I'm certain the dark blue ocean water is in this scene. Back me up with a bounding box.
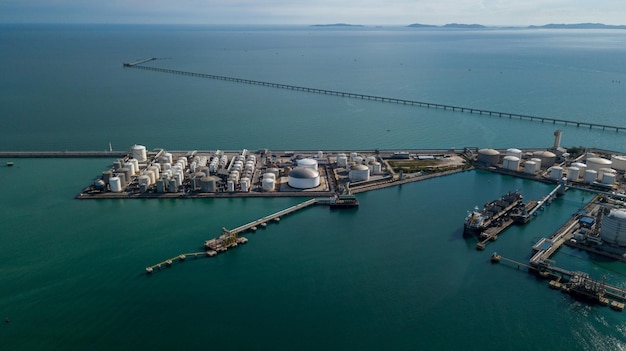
[1,25,626,350]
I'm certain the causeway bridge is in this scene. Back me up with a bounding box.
[124,58,626,133]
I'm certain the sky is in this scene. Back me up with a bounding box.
[1,0,626,26]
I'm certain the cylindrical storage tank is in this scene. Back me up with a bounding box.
[533,151,557,168]
[503,156,520,171]
[317,151,324,159]
[163,162,172,171]
[168,178,178,192]
[198,166,210,177]
[600,209,626,246]
[584,169,598,184]
[163,152,173,164]
[263,173,276,181]
[550,166,563,180]
[130,158,139,172]
[524,161,538,174]
[297,158,318,170]
[262,178,275,191]
[571,162,587,170]
[177,157,187,168]
[240,178,250,192]
[199,177,213,193]
[354,156,364,164]
[610,155,626,171]
[156,178,167,193]
[349,164,370,181]
[597,167,616,181]
[113,159,123,170]
[586,157,612,172]
[109,176,122,192]
[227,180,235,192]
[137,175,150,186]
[567,167,580,181]
[267,168,280,177]
[145,170,156,185]
[288,167,320,189]
[123,162,136,176]
[602,173,617,185]
[102,170,113,184]
[366,156,377,164]
[369,161,382,174]
[477,148,500,166]
[337,155,348,168]
[506,148,523,159]
[148,166,160,180]
[530,158,543,169]
[350,152,358,161]
[116,172,127,187]
[131,144,147,162]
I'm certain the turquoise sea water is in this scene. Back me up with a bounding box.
[1,25,626,350]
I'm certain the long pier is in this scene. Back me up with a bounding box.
[227,198,321,235]
[0,151,127,158]
[124,60,626,133]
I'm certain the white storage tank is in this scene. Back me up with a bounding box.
[124,162,136,176]
[349,164,370,181]
[137,175,150,186]
[131,144,147,162]
[597,167,616,181]
[610,155,626,171]
[524,161,538,174]
[288,167,320,189]
[262,178,275,191]
[584,169,598,184]
[200,176,218,193]
[586,157,612,172]
[118,168,132,184]
[148,165,160,179]
[506,148,523,159]
[317,151,324,159]
[297,158,318,170]
[168,178,178,193]
[571,162,587,170]
[550,166,564,180]
[503,156,520,171]
[530,158,543,170]
[109,176,122,193]
[602,173,617,185]
[267,168,280,177]
[600,209,626,246]
[145,170,156,185]
[156,178,167,193]
[566,167,580,181]
[369,161,382,174]
[162,152,173,164]
[337,154,348,168]
[477,148,500,166]
[350,152,358,161]
[532,151,557,168]
[263,173,276,181]
[227,180,235,192]
[354,156,364,164]
[240,178,250,192]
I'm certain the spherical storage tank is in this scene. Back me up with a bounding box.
[532,151,556,168]
[600,209,626,247]
[477,149,500,166]
[288,167,320,189]
[586,157,612,172]
[349,164,370,181]
[502,156,520,171]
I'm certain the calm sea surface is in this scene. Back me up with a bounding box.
[1,25,626,350]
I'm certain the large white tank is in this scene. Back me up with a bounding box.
[137,175,150,186]
[240,178,250,192]
[354,156,364,164]
[530,158,543,169]
[571,162,587,170]
[602,173,617,185]
[533,151,557,168]
[337,155,348,168]
[145,170,156,185]
[600,209,626,246]
[610,155,626,171]
[506,148,523,159]
[586,157,612,172]
[262,178,275,191]
[566,167,580,181]
[584,169,598,184]
[349,164,370,181]
[524,161,538,174]
[109,176,122,192]
[148,165,160,179]
[263,172,276,181]
[369,161,382,174]
[131,144,147,162]
[597,167,616,181]
[297,158,318,170]
[288,167,320,189]
[550,166,563,180]
[502,156,520,171]
[349,152,358,161]
[123,162,136,176]
[477,148,500,166]
[162,152,173,164]
[200,176,218,193]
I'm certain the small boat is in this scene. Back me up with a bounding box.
[6,161,14,167]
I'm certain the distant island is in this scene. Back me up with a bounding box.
[407,22,626,29]
[310,23,364,27]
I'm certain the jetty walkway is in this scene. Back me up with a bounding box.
[0,151,126,158]
[124,59,626,133]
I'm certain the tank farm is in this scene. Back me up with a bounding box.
[4,126,626,311]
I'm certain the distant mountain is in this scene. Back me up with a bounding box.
[529,23,626,29]
[310,23,364,27]
[407,22,626,30]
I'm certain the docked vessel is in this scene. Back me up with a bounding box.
[464,191,523,235]
[329,194,359,208]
